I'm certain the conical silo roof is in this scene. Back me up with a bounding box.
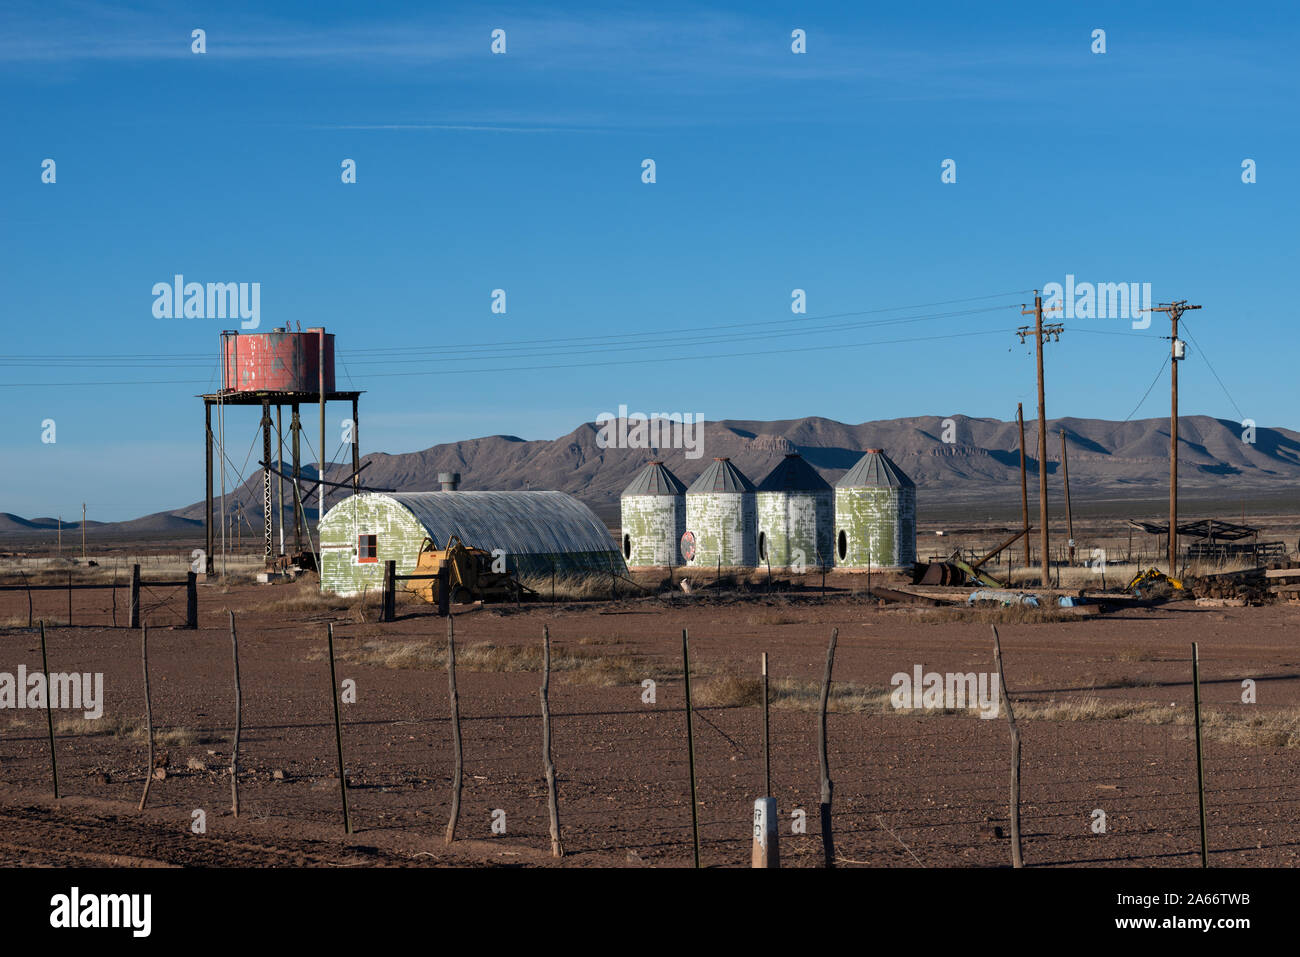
[622,461,687,497]
[835,448,915,489]
[687,457,756,493]
[757,453,831,492]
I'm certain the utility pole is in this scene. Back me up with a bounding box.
[1018,291,1064,588]
[1060,432,1074,565]
[1017,403,1030,570]
[1149,300,1201,576]
[319,330,327,530]
[81,503,86,561]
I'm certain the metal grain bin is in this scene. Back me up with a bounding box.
[620,461,687,568]
[834,449,916,570]
[756,453,833,571]
[684,457,757,568]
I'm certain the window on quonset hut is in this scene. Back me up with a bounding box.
[358,534,378,563]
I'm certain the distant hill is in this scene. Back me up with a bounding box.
[4,414,1298,539]
[0,513,108,533]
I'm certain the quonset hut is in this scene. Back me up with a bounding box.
[318,491,624,596]
[619,461,687,568]
[834,449,917,570]
[684,457,757,568]
[755,453,834,570]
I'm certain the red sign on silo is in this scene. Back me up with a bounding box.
[221,328,335,393]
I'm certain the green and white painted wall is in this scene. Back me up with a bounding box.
[755,454,833,570]
[319,490,624,596]
[684,457,757,568]
[833,449,917,570]
[619,461,687,568]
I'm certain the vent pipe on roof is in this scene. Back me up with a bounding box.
[438,471,461,491]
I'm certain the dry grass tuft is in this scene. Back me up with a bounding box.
[1016,695,1300,748]
[692,672,895,713]
[260,578,357,615]
[747,610,800,626]
[693,674,763,707]
[516,573,624,601]
[913,604,1078,625]
[1117,646,1161,662]
[691,671,1300,748]
[53,714,218,747]
[319,638,645,686]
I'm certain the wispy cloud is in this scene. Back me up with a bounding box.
[307,123,593,134]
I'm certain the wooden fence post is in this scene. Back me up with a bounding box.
[230,610,242,817]
[326,623,352,833]
[39,621,60,798]
[682,628,701,868]
[1192,642,1209,867]
[381,560,396,622]
[817,627,838,868]
[762,652,771,796]
[445,617,463,844]
[21,571,32,628]
[991,625,1023,868]
[436,563,450,618]
[67,572,72,626]
[541,625,564,857]
[129,563,141,629]
[752,797,779,868]
[185,572,198,629]
[755,650,778,870]
[138,622,154,811]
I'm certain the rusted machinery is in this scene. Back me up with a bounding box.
[1126,567,1183,597]
[406,535,532,605]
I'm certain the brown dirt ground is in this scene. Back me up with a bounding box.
[1,576,1298,868]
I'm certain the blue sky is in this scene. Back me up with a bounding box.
[1,1,1295,520]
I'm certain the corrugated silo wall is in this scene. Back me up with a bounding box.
[757,491,834,569]
[686,492,757,567]
[834,486,917,569]
[319,495,427,597]
[621,496,686,567]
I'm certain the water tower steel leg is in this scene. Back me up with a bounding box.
[276,404,285,557]
[261,397,273,567]
[291,404,302,552]
[351,396,360,493]
[205,401,214,575]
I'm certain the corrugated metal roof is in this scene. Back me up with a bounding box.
[384,490,619,558]
[622,461,687,497]
[835,449,916,489]
[756,453,831,493]
[687,457,756,494]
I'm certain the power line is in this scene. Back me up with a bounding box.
[0,298,1028,367]
[1123,355,1170,422]
[0,323,1019,387]
[337,303,1017,366]
[1179,318,1245,420]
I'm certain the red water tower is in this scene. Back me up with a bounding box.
[201,327,361,575]
[221,328,335,393]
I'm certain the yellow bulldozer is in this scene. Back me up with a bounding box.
[406,535,532,605]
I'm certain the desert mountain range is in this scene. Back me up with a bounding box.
[3,414,1297,539]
